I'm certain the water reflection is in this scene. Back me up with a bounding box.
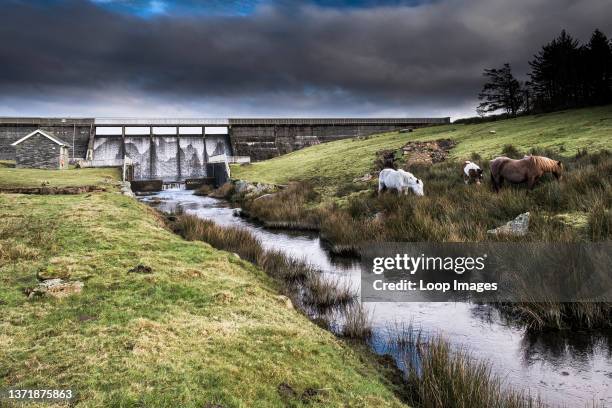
[521,330,612,367]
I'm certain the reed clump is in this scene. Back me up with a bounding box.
[208,182,235,199]
[304,274,355,311]
[341,303,373,341]
[193,184,213,196]
[241,182,321,229]
[173,214,263,263]
[388,330,545,408]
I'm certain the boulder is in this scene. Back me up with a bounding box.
[487,212,530,236]
[234,180,252,194]
[276,295,294,309]
[234,180,276,198]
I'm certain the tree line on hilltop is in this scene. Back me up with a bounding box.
[473,29,612,120]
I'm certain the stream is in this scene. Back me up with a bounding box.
[140,189,612,407]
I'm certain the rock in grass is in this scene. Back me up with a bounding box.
[234,180,276,197]
[26,278,84,299]
[352,173,373,183]
[276,295,294,309]
[487,212,530,236]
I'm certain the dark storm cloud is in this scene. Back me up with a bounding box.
[1,0,611,117]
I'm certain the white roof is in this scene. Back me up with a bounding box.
[11,129,69,147]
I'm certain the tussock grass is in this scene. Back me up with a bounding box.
[257,250,312,283]
[386,329,545,408]
[193,184,213,196]
[241,182,321,229]
[304,275,355,311]
[247,149,610,246]
[174,214,263,263]
[341,303,373,341]
[588,203,611,241]
[208,182,235,199]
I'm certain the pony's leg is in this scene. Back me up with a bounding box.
[378,181,384,196]
[490,173,499,192]
[528,176,538,190]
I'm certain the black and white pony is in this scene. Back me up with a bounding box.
[378,168,424,196]
[462,161,484,185]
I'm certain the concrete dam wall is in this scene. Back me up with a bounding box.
[0,116,450,180]
[92,134,231,181]
[228,118,450,161]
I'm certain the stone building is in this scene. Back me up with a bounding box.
[11,129,70,169]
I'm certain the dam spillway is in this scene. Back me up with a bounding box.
[0,116,451,181]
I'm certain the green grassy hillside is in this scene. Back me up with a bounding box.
[232,105,612,186]
[0,179,406,407]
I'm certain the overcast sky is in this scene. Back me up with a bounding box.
[1,0,611,120]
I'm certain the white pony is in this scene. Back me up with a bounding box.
[378,168,424,196]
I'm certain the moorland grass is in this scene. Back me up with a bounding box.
[240,182,322,229]
[229,123,611,330]
[237,150,611,329]
[0,192,409,407]
[0,166,120,188]
[238,150,611,246]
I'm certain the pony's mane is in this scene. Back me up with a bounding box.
[398,169,418,184]
[529,155,559,172]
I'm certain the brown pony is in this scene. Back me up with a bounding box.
[490,155,563,191]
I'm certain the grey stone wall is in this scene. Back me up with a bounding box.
[15,134,63,169]
[0,120,93,161]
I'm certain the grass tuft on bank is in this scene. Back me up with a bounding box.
[0,190,407,407]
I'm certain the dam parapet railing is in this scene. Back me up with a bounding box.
[208,156,250,164]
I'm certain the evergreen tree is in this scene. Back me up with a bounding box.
[585,29,612,104]
[529,30,583,110]
[477,63,523,116]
